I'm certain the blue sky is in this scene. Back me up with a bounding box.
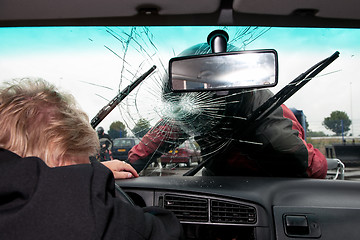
[2,26,359,55]
[0,26,359,136]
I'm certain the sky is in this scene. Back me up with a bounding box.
[0,26,359,137]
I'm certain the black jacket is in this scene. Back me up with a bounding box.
[0,148,182,240]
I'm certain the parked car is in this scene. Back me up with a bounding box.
[111,138,140,160]
[160,140,201,167]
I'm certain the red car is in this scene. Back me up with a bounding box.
[160,140,201,167]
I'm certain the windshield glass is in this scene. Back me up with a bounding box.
[1,26,359,178]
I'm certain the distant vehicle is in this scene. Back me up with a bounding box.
[111,138,140,160]
[160,140,201,167]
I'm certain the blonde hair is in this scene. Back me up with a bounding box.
[0,78,99,167]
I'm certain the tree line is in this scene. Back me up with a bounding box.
[107,118,151,139]
[308,110,352,137]
[106,110,353,139]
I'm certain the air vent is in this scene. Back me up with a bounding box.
[210,200,256,224]
[163,194,208,222]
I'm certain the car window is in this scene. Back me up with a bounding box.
[1,26,359,178]
[113,139,135,148]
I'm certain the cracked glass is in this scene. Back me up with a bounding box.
[1,26,359,178]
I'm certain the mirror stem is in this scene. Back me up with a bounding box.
[207,30,229,53]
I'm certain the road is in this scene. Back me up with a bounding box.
[344,167,360,180]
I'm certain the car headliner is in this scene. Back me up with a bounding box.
[1,0,360,28]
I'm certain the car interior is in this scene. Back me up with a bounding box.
[1,1,360,240]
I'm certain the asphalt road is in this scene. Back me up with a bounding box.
[344,167,360,180]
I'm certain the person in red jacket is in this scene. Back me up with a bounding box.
[127,41,327,178]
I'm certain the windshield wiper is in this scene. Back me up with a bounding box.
[91,65,157,129]
[247,51,340,123]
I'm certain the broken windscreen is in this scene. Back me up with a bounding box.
[0,26,359,178]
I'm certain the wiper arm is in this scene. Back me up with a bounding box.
[247,51,340,123]
[91,65,157,129]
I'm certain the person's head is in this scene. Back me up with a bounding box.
[0,78,99,167]
[97,126,104,136]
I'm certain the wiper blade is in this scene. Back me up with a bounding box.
[91,65,157,129]
[247,51,340,123]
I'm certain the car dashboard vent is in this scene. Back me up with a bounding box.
[210,199,257,224]
[162,194,257,225]
[163,194,208,222]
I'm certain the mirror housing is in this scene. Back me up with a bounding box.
[169,49,278,92]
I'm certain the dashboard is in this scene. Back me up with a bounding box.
[117,176,360,240]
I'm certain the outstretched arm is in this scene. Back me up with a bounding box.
[101,160,139,179]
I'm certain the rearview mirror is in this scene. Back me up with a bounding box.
[169,49,278,92]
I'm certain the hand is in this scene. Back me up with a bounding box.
[101,160,139,179]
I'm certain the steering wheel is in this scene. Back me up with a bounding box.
[114,183,135,206]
